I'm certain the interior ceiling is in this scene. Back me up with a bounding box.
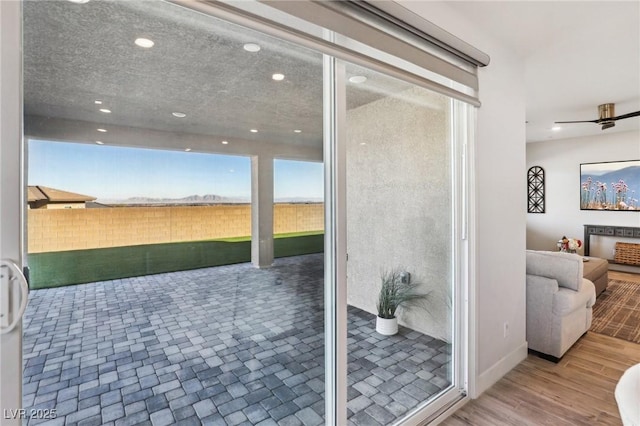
[448,1,640,143]
[23,0,411,152]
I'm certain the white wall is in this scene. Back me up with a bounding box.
[346,87,452,342]
[398,1,528,397]
[527,130,640,260]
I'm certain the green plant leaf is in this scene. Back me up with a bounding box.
[376,268,430,319]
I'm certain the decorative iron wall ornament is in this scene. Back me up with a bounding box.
[528,166,545,213]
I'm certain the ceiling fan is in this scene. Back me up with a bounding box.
[555,103,640,130]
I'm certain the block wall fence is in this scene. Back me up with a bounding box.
[28,203,324,253]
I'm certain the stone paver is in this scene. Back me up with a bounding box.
[23,254,451,425]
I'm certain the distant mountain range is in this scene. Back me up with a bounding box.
[97,194,323,205]
[97,194,247,205]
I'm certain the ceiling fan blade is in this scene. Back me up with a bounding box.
[554,119,599,124]
[555,107,640,126]
[611,110,640,121]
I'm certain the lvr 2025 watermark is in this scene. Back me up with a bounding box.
[4,409,57,420]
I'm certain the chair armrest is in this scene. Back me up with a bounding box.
[527,274,558,313]
[553,279,596,316]
[615,363,640,426]
[526,274,558,349]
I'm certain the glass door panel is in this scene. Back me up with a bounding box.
[21,1,326,424]
[344,62,456,424]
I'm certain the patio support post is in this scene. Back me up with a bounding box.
[251,154,274,268]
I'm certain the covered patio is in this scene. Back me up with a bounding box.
[23,254,451,426]
[20,2,456,424]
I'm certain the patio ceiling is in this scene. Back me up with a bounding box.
[23,0,412,154]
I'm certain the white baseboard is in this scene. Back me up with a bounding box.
[475,341,528,397]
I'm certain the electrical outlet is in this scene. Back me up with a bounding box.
[503,322,509,338]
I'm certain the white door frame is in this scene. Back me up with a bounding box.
[0,1,25,424]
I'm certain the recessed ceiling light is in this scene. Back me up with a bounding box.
[272,73,285,81]
[67,0,90,3]
[95,141,104,145]
[97,128,107,133]
[359,142,367,146]
[184,148,192,152]
[135,38,154,48]
[551,125,562,131]
[172,112,186,118]
[250,129,258,133]
[349,75,367,84]
[99,108,111,113]
[294,130,302,133]
[221,141,229,145]
[94,100,103,105]
[243,43,261,52]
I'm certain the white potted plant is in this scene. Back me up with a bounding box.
[376,269,430,336]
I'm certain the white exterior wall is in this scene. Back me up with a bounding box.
[346,88,452,342]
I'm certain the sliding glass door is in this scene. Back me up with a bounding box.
[6,1,473,424]
[342,62,466,424]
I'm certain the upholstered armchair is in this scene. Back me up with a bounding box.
[525,250,596,360]
[616,363,640,426]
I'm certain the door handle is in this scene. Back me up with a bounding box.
[0,259,29,335]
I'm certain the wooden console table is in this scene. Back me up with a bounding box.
[583,224,640,257]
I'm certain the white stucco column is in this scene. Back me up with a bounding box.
[251,155,274,268]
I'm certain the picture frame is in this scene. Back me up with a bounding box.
[580,160,640,211]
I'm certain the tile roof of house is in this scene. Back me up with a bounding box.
[27,186,96,203]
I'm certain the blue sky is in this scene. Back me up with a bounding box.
[28,140,324,201]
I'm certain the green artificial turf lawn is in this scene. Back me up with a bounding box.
[28,233,324,289]
[212,230,324,242]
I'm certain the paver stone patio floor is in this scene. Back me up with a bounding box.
[22,254,451,426]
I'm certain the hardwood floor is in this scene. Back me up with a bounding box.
[443,272,640,426]
[609,270,640,282]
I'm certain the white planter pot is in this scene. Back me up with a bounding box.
[376,316,398,336]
